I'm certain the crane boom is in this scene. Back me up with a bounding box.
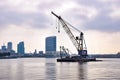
[51,11,87,57]
[51,11,79,51]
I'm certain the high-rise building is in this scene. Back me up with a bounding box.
[17,41,25,54]
[7,42,12,51]
[0,44,7,53]
[1,45,7,51]
[45,36,56,52]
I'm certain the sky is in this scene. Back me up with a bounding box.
[0,0,120,54]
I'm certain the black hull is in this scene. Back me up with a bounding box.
[57,58,98,62]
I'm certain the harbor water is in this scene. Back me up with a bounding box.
[0,58,120,80]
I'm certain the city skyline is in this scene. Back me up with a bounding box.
[0,36,57,54]
[0,0,120,54]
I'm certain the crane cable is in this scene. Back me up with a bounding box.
[64,20,81,33]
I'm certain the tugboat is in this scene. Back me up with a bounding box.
[51,11,97,62]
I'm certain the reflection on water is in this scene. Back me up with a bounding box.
[6,59,24,80]
[56,62,88,80]
[16,59,24,80]
[0,58,120,80]
[78,63,87,80]
[45,58,56,80]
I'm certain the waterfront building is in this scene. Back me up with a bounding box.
[39,51,43,55]
[1,44,7,52]
[7,42,15,53]
[45,36,57,57]
[17,41,25,54]
[34,49,37,54]
[45,36,56,52]
[1,45,7,51]
[7,42,12,51]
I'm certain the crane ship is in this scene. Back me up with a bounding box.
[51,11,97,62]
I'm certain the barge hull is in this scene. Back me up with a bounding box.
[57,58,97,62]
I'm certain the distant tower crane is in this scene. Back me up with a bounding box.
[51,11,88,58]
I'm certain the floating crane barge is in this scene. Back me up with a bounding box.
[57,58,96,62]
[51,11,100,62]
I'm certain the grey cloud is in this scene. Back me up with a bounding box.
[0,6,49,29]
[84,14,120,32]
[0,0,120,32]
[82,1,120,32]
[64,0,120,32]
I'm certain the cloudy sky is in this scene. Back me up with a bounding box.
[0,0,120,54]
